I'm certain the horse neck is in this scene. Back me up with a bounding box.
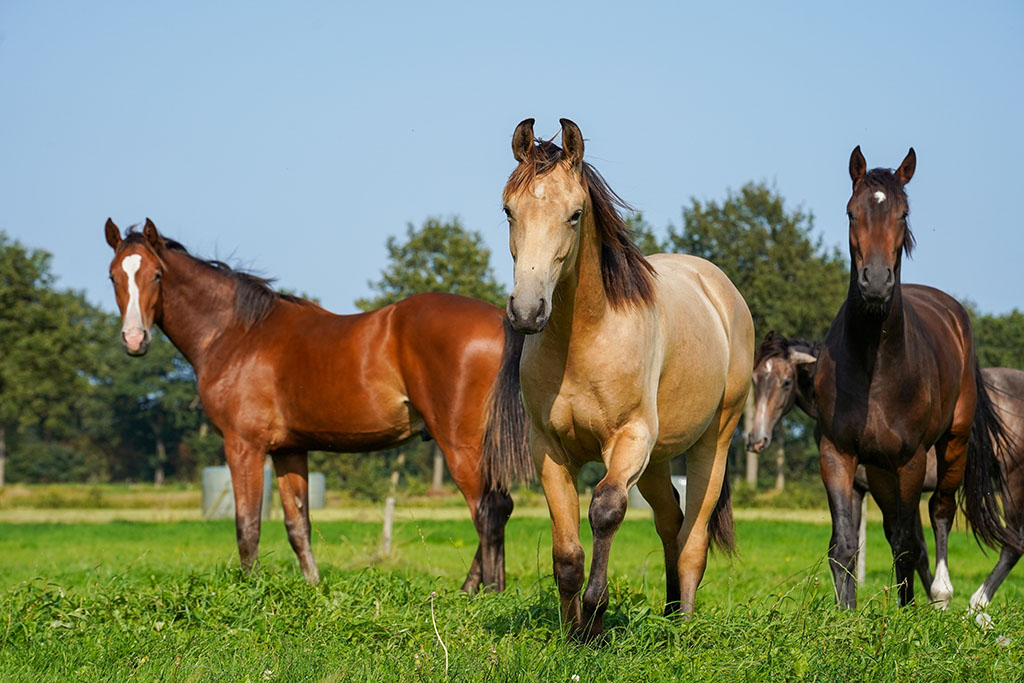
[842,275,907,366]
[542,207,609,342]
[157,251,239,370]
[794,364,819,419]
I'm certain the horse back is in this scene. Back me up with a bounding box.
[199,292,505,453]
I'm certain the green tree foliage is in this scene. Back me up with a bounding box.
[0,234,109,484]
[664,182,848,341]
[963,304,1024,371]
[356,217,507,311]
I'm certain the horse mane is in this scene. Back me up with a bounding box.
[861,168,916,256]
[120,228,315,328]
[503,138,656,308]
[754,331,822,367]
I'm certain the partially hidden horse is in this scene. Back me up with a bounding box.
[104,219,531,591]
[502,119,753,637]
[751,332,1024,623]
[813,147,1020,608]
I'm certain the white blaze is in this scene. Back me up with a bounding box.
[121,254,144,336]
[873,190,886,204]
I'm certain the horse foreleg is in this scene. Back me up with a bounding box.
[819,436,860,608]
[534,429,584,634]
[912,504,934,600]
[224,435,266,575]
[582,422,654,638]
[636,459,683,614]
[869,457,926,606]
[272,452,320,584]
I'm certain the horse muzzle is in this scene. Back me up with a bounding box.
[857,263,894,305]
[746,431,770,453]
[122,327,151,356]
[506,294,549,334]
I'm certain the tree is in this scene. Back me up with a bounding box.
[356,217,507,311]
[972,309,1024,371]
[0,233,106,486]
[664,183,848,488]
[666,182,847,340]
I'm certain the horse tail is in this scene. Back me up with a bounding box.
[961,362,1024,552]
[482,318,532,491]
[708,462,737,555]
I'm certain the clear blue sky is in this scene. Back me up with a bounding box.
[2,1,1021,317]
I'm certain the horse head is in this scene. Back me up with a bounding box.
[846,146,916,312]
[105,218,167,355]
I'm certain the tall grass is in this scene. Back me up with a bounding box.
[1,517,1022,681]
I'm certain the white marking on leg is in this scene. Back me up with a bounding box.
[120,254,146,347]
[931,559,953,609]
[969,584,994,629]
[873,190,886,203]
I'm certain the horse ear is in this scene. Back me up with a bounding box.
[560,118,584,173]
[849,146,866,188]
[143,218,163,248]
[789,350,818,365]
[895,147,916,185]
[763,330,776,343]
[105,218,121,250]
[512,118,535,162]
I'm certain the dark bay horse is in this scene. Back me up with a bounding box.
[503,119,752,638]
[104,219,530,591]
[813,147,1019,608]
[750,333,1024,622]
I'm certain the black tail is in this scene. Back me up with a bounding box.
[961,362,1024,552]
[708,463,736,555]
[481,318,532,491]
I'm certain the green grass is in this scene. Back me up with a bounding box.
[2,515,1023,681]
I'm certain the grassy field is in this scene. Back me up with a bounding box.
[2,493,1024,681]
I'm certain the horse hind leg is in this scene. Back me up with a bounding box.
[970,463,1024,628]
[677,406,739,614]
[224,435,267,575]
[272,452,320,583]
[476,487,514,591]
[442,443,492,594]
[636,459,684,614]
[929,436,964,609]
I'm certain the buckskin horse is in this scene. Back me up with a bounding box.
[502,118,753,638]
[813,147,1019,608]
[104,219,530,591]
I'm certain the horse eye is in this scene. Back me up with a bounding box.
[502,206,512,219]
[108,275,115,283]
[782,379,792,388]
[569,209,583,224]
[901,211,909,221]
[154,271,163,281]
[847,211,854,221]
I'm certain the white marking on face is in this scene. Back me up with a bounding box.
[121,254,144,335]
[873,190,886,204]
[532,182,546,199]
[930,559,954,609]
[765,359,773,373]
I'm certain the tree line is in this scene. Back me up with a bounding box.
[2,184,1022,490]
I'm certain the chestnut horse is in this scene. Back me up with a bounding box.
[104,219,530,592]
[750,332,1024,623]
[503,119,753,637]
[813,147,1018,608]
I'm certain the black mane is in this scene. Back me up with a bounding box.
[120,228,313,328]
